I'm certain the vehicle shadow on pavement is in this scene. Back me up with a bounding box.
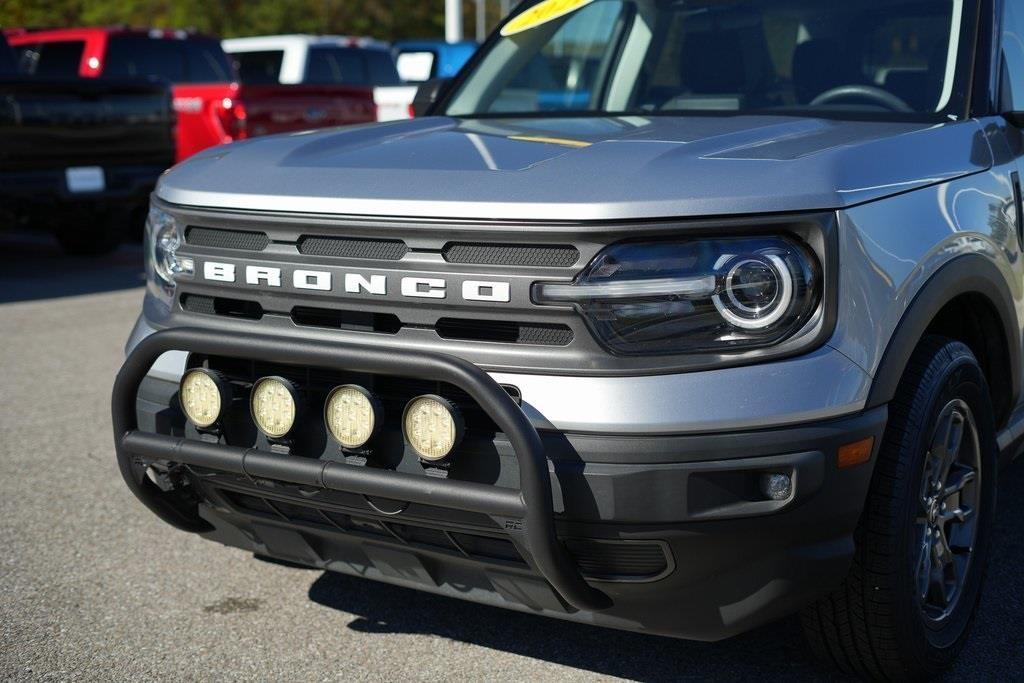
[0,233,144,304]
[307,462,1024,681]
[308,570,831,681]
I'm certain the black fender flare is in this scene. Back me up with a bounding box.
[866,253,1020,420]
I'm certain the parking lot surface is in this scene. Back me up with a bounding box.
[1,234,1021,681]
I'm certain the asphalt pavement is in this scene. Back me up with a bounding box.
[1,233,1021,681]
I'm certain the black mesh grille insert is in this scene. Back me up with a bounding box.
[436,318,574,346]
[299,235,408,260]
[442,243,580,267]
[181,294,264,320]
[564,540,670,581]
[185,226,270,251]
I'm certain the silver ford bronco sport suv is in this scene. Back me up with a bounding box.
[114,0,1024,678]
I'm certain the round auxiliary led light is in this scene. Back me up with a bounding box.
[325,385,382,450]
[712,253,794,330]
[179,369,231,429]
[250,376,300,439]
[403,395,464,462]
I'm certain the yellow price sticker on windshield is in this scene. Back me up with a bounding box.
[501,0,596,37]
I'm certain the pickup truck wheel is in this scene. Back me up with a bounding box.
[801,336,997,680]
[55,210,124,256]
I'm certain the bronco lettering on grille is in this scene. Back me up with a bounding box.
[200,261,513,303]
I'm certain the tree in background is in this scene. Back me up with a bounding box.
[0,0,473,41]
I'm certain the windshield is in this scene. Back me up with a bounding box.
[444,0,974,120]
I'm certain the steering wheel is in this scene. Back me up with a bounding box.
[810,84,913,113]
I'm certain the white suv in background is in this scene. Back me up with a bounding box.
[222,34,417,122]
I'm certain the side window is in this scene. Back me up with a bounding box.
[366,50,402,85]
[184,40,233,83]
[1002,0,1024,112]
[233,50,284,84]
[103,37,186,82]
[16,41,85,77]
[305,48,368,85]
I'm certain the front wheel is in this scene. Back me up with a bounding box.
[801,336,997,680]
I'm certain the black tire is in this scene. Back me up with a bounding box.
[55,208,125,256]
[801,336,998,680]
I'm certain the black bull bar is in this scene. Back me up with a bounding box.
[112,327,611,612]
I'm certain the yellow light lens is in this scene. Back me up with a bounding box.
[180,370,224,428]
[250,377,298,439]
[403,396,461,461]
[325,385,378,449]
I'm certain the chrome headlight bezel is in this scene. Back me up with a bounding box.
[532,214,837,366]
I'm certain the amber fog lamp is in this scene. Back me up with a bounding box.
[325,385,382,450]
[250,376,300,439]
[179,369,231,429]
[403,395,464,462]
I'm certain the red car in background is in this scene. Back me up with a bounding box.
[7,27,245,161]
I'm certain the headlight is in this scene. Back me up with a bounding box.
[533,236,820,356]
[145,205,193,304]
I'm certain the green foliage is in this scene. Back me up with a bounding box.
[0,0,459,41]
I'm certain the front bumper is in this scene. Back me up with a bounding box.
[115,327,886,640]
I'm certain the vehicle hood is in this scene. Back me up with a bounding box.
[157,115,992,221]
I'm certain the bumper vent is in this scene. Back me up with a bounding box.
[181,294,263,320]
[185,226,270,251]
[299,235,408,261]
[442,242,580,268]
[291,306,402,334]
[436,318,573,346]
[564,540,671,582]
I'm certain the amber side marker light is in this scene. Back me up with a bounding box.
[838,437,875,469]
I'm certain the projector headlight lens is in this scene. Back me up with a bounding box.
[712,254,794,330]
[250,376,300,439]
[403,395,464,462]
[179,369,230,429]
[325,385,381,450]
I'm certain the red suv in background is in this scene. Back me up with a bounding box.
[8,27,245,161]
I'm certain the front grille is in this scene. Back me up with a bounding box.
[442,242,580,267]
[564,540,671,581]
[298,235,408,261]
[436,318,573,346]
[185,226,270,251]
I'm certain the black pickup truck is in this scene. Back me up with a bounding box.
[0,34,175,255]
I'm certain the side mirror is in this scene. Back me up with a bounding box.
[412,78,452,118]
